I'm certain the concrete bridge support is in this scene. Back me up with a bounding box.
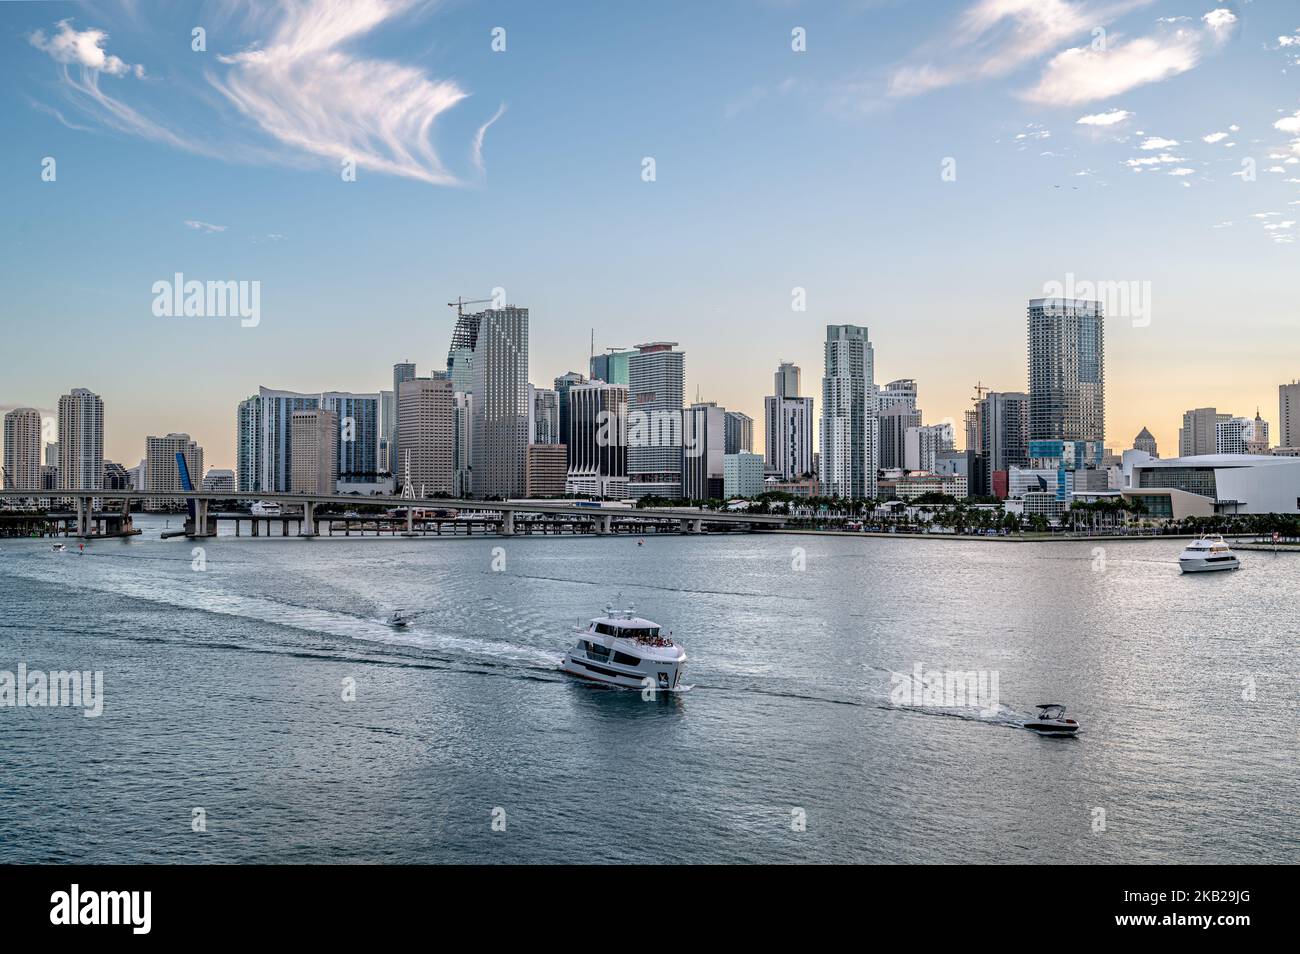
[300,502,317,538]
[500,511,515,536]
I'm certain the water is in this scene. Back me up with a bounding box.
[1,518,1296,863]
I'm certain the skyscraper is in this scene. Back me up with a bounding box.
[978,391,1029,492]
[590,349,636,386]
[1178,407,1229,457]
[1279,381,1300,449]
[682,402,726,501]
[323,392,381,480]
[774,362,801,400]
[627,342,686,498]
[3,408,42,491]
[290,409,338,495]
[528,385,561,445]
[724,410,753,455]
[565,380,628,499]
[145,433,203,510]
[878,379,918,412]
[553,371,587,468]
[471,306,530,498]
[236,394,261,493]
[397,377,454,495]
[764,362,815,480]
[1133,427,1158,458]
[446,311,479,393]
[904,423,954,473]
[820,325,877,499]
[1027,298,1105,455]
[390,362,416,473]
[58,388,104,492]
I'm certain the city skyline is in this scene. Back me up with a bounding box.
[5,1,1300,468]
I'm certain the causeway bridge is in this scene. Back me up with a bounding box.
[0,490,786,539]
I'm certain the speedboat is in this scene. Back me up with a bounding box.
[1178,534,1240,573]
[387,609,416,628]
[561,606,687,691]
[1025,704,1079,736]
[52,543,67,552]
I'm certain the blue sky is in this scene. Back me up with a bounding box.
[3,0,1299,468]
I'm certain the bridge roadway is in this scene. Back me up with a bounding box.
[0,490,786,538]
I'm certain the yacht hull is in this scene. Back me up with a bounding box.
[1178,558,1240,573]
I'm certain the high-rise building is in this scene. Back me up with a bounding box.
[390,363,416,473]
[3,408,42,491]
[471,307,529,499]
[1215,416,1256,455]
[565,380,628,499]
[397,377,454,496]
[553,371,587,468]
[1244,410,1270,455]
[878,405,922,471]
[764,362,815,480]
[58,388,104,492]
[1133,426,1158,458]
[290,409,338,495]
[1280,381,1300,449]
[257,388,319,492]
[627,342,686,499]
[378,389,394,476]
[978,391,1029,493]
[525,444,568,497]
[528,386,561,445]
[878,379,918,412]
[724,410,753,455]
[253,388,378,493]
[446,310,478,393]
[145,433,203,510]
[590,349,636,386]
[324,392,381,481]
[452,392,473,497]
[904,423,954,473]
[765,394,815,480]
[682,402,726,501]
[774,362,801,400]
[820,325,877,499]
[236,394,261,494]
[723,451,765,498]
[1179,407,1229,457]
[1028,298,1105,451]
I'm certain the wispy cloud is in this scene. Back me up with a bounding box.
[211,0,476,185]
[27,2,498,187]
[886,0,1154,98]
[1022,9,1237,106]
[184,220,228,234]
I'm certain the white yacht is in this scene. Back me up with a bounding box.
[561,607,687,691]
[251,501,282,516]
[1178,534,1240,573]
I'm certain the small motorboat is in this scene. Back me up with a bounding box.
[1025,704,1079,736]
[386,609,416,628]
[1178,534,1240,573]
[52,543,67,552]
[561,605,687,691]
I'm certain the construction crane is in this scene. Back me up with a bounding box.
[447,296,495,319]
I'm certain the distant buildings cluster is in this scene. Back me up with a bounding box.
[6,299,1300,518]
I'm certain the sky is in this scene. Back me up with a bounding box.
[2,0,1299,470]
